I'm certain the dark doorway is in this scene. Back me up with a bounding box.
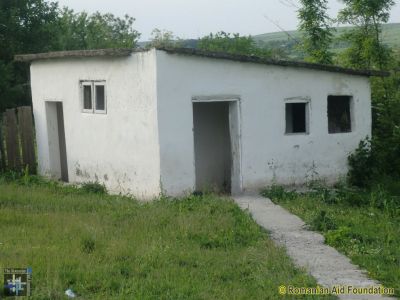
[193,102,232,193]
[56,103,68,182]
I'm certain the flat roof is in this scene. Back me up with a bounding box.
[14,48,135,62]
[14,47,389,77]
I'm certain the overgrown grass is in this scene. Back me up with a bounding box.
[262,183,400,297]
[0,179,334,299]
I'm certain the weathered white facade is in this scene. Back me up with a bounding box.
[21,48,375,199]
[30,50,160,198]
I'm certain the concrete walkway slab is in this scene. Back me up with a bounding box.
[233,194,394,300]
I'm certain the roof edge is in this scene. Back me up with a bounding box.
[14,48,138,62]
[14,46,390,77]
[155,47,389,77]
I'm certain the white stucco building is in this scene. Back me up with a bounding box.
[16,47,382,199]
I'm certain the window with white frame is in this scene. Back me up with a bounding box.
[80,81,106,114]
[285,97,310,134]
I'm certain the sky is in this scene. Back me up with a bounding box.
[56,0,400,41]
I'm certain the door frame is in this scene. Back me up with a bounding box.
[191,95,243,194]
[45,101,69,182]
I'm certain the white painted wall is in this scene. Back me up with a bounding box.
[30,50,161,199]
[30,48,372,198]
[156,50,371,195]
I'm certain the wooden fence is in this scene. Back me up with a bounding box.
[0,106,36,174]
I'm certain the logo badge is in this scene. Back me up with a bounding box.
[3,268,32,297]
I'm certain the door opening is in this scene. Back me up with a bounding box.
[192,100,241,194]
[46,101,69,182]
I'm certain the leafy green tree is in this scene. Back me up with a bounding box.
[0,1,141,112]
[298,0,334,64]
[343,1,400,185]
[55,8,140,50]
[338,0,395,70]
[197,31,272,57]
[0,0,59,112]
[337,0,396,117]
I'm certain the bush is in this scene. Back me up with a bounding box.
[347,139,374,187]
[325,226,351,247]
[80,182,107,194]
[310,210,337,231]
[347,67,400,189]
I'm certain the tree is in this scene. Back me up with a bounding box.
[0,0,59,112]
[197,31,272,57]
[0,1,141,113]
[55,8,140,50]
[298,0,334,64]
[338,0,395,70]
[342,1,400,184]
[337,0,395,110]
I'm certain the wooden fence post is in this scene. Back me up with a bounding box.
[0,116,5,171]
[18,106,36,174]
[4,109,21,171]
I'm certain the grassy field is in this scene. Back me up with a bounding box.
[262,184,400,297]
[0,179,336,299]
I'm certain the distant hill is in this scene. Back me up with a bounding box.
[253,23,400,55]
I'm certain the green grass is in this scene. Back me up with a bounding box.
[262,184,400,297]
[0,180,335,299]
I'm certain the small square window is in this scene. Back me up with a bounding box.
[328,96,352,133]
[286,102,308,134]
[81,81,106,114]
[95,84,106,112]
[83,85,92,110]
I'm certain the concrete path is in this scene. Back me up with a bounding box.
[233,194,394,300]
